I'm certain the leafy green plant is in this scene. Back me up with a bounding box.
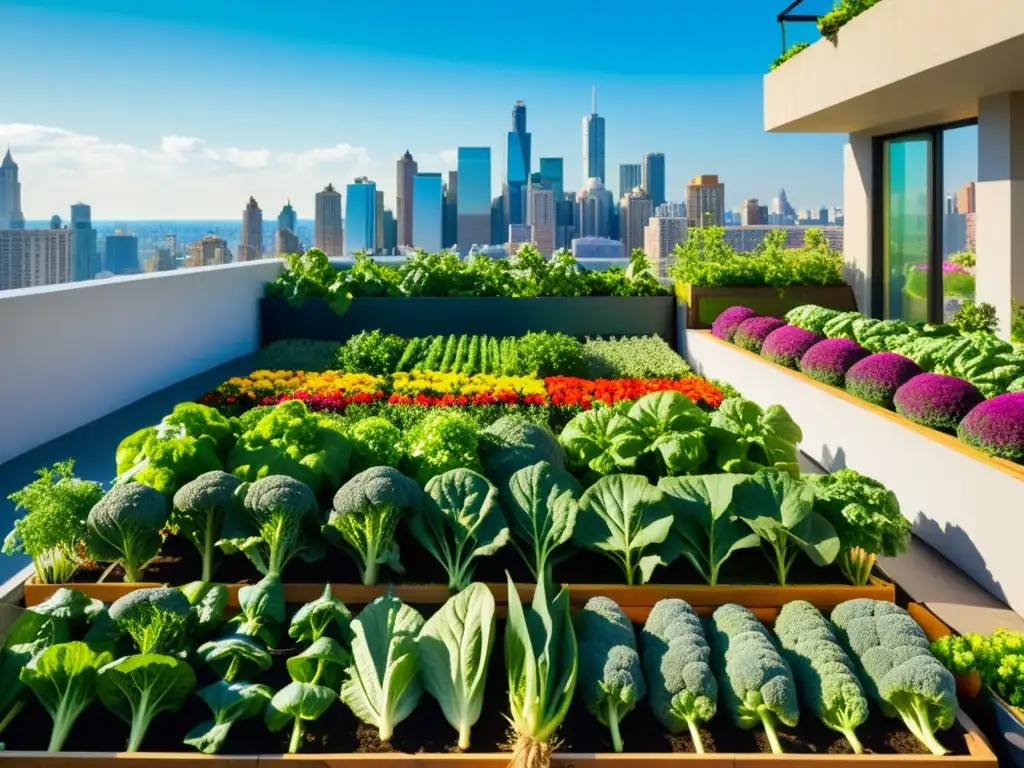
[266,681,337,753]
[171,471,241,583]
[181,581,229,639]
[930,628,1024,709]
[185,681,273,754]
[574,475,681,585]
[404,411,483,485]
[287,637,350,689]
[771,41,810,71]
[267,248,352,315]
[951,301,999,335]
[198,632,273,683]
[818,0,882,42]
[1012,301,1024,343]
[559,408,645,477]
[86,483,168,583]
[707,397,802,477]
[253,339,342,372]
[31,588,103,632]
[479,416,565,487]
[348,417,403,472]
[410,469,509,591]
[0,608,70,736]
[97,653,197,752]
[19,642,112,752]
[288,583,352,645]
[108,587,194,656]
[336,330,408,374]
[415,583,496,749]
[231,575,286,646]
[628,391,710,476]
[505,574,577,768]
[340,594,425,742]
[513,332,585,377]
[582,336,691,379]
[2,460,102,584]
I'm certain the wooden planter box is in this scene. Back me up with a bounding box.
[683,330,1024,618]
[259,295,677,347]
[677,284,858,330]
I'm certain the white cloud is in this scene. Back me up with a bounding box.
[415,148,458,174]
[0,124,377,219]
[439,148,457,165]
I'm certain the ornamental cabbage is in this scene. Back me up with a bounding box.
[712,306,758,342]
[957,393,1024,462]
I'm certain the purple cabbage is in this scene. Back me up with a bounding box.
[893,373,985,432]
[799,338,869,387]
[712,306,758,342]
[733,316,786,354]
[957,393,1024,462]
[845,353,923,410]
[760,326,824,369]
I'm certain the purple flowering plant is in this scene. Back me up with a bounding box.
[760,326,823,369]
[893,373,985,432]
[799,338,869,387]
[845,353,923,410]
[957,393,1024,462]
[711,306,757,341]
[733,316,786,354]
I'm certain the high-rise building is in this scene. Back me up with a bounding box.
[186,235,231,267]
[506,101,532,227]
[642,153,666,207]
[572,236,624,262]
[656,201,686,218]
[508,224,533,254]
[314,183,344,257]
[396,151,418,247]
[147,246,176,273]
[527,182,556,257]
[0,229,72,290]
[276,229,301,257]
[619,164,641,199]
[382,209,398,253]
[491,194,507,245]
[539,158,564,200]
[583,87,606,184]
[643,216,687,278]
[958,182,977,215]
[412,173,443,253]
[457,147,491,256]
[240,196,263,262]
[686,175,725,228]
[345,178,377,256]
[442,172,459,249]
[770,188,797,225]
[0,149,25,230]
[620,186,653,255]
[104,229,140,274]
[277,200,297,233]
[576,177,613,238]
[742,199,764,226]
[70,203,98,281]
[375,189,385,255]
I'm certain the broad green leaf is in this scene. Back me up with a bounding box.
[264,680,336,753]
[30,589,104,630]
[628,391,709,436]
[709,398,802,477]
[288,583,352,645]
[198,633,272,683]
[559,409,644,476]
[651,432,709,476]
[181,582,228,638]
[286,636,349,690]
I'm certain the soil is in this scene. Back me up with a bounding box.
[2,619,973,757]
[66,525,862,589]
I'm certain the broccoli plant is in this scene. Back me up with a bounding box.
[809,469,911,586]
[325,466,423,586]
[831,599,958,755]
[478,416,565,486]
[774,601,868,753]
[2,460,103,584]
[171,471,242,582]
[640,599,717,753]
[184,681,273,754]
[19,641,112,752]
[198,632,273,683]
[409,469,509,591]
[115,403,236,496]
[86,483,168,582]
[575,596,645,752]
[31,588,104,632]
[415,583,496,749]
[710,603,800,754]
[97,653,197,752]
[108,587,194,656]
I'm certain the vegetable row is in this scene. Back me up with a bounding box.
[713,305,1024,463]
[0,585,961,759]
[931,628,1024,710]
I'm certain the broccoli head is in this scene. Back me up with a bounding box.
[478,417,565,485]
[86,483,168,582]
[172,471,242,582]
[108,587,194,656]
[640,599,717,753]
[218,475,322,579]
[710,603,799,755]
[575,597,645,753]
[325,466,422,585]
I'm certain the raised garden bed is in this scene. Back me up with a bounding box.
[259,296,677,346]
[677,284,858,330]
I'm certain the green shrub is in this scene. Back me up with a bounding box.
[582,336,690,379]
[254,340,342,372]
[335,330,407,375]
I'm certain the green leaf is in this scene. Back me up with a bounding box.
[326,280,353,316]
[575,475,681,585]
[198,633,273,683]
[708,398,802,477]
[288,583,352,645]
[181,582,228,638]
[559,409,645,476]
[628,391,709,436]
[185,680,272,755]
[30,589,104,630]
[286,636,349,690]
[233,574,285,647]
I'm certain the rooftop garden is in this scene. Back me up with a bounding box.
[771,0,885,72]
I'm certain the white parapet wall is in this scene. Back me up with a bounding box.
[685,329,1024,616]
[0,261,282,465]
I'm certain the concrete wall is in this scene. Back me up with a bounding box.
[843,133,874,315]
[685,330,1024,615]
[0,261,282,464]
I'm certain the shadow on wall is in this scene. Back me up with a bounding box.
[843,261,868,313]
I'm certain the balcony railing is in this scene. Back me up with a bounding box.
[776,0,823,53]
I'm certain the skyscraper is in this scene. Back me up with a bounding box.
[186,235,231,267]
[276,229,301,257]
[957,182,977,215]
[314,183,344,257]
[582,87,606,183]
[539,158,564,200]
[576,178,613,239]
[620,186,653,255]
[527,182,556,257]
[70,203,98,281]
[277,200,297,232]
[443,171,458,249]
[412,173,443,253]
[0,229,72,289]
[382,209,398,253]
[619,164,641,199]
[642,153,666,207]
[345,178,377,256]
[643,216,687,278]
[686,175,725,228]
[376,189,385,255]
[0,148,25,229]
[105,229,140,274]
[240,196,263,261]
[506,101,532,227]
[457,147,491,256]
[396,151,418,247]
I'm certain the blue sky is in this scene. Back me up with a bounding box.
[0,0,977,220]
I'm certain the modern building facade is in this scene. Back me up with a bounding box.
[0,149,25,230]
[345,179,377,256]
[240,196,263,262]
[619,164,641,199]
[539,158,564,200]
[643,216,687,277]
[742,198,767,225]
[506,101,532,226]
[686,175,725,228]
[412,173,443,253]
[721,225,844,254]
[0,228,72,290]
[276,228,301,257]
[527,182,556,257]
[642,153,667,207]
[186,235,231,267]
[146,246,176,272]
[277,200,297,233]
[396,151,418,247]
[656,201,686,219]
[443,171,458,249]
[382,208,398,253]
[70,203,98,281]
[572,236,624,261]
[508,224,533,254]
[104,230,140,274]
[314,183,344,257]
[576,177,613,239]
[457,147,491,256]
[582,87,606,183]
[619,186,654,255]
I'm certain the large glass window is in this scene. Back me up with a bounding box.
[883,135,932,324]
[941,125,979,321]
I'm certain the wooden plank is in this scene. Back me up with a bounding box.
[0,756,258,767]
